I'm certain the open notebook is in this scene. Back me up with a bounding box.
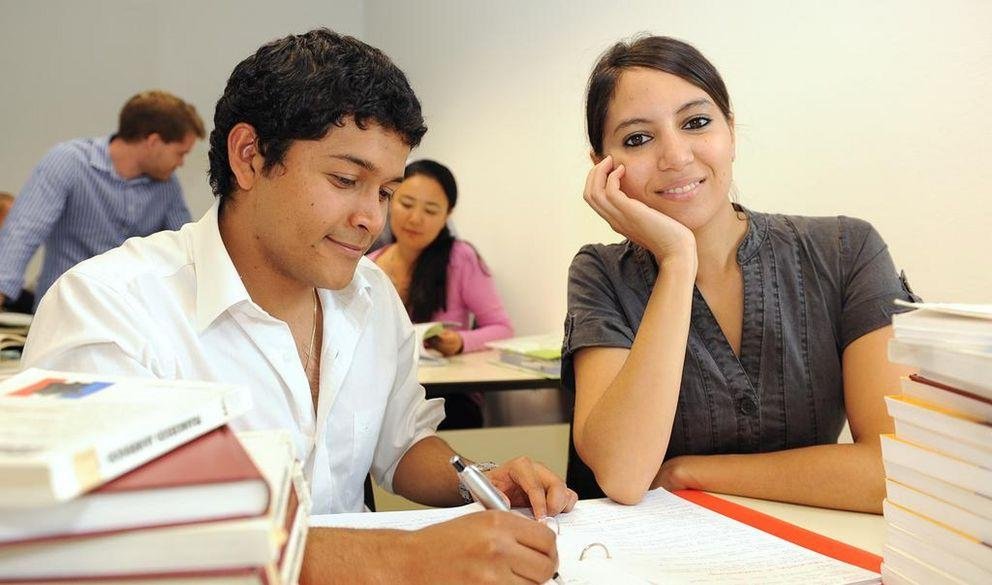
[312,488,880,584]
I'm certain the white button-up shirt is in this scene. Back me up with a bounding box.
[22,202,444,514]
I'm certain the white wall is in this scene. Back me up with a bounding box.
[0,0,365,219]
[2,0,990,330]
[367,0,992,335]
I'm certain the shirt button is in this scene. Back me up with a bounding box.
[739,396,758,415]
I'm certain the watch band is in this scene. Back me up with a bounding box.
[458,460,499,504]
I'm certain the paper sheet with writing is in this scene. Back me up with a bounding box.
[552,489,879,584]
[311,489,879,584]
[311,502,484,530]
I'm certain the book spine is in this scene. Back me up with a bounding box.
[880,436,992,496]
[280,468,310,585]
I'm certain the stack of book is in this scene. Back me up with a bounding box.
[0,313,31,375]
[487,333,562,377]
[880,301,992,584]
[0,369,310,584]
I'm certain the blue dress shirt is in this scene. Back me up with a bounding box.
[0,135,192,308]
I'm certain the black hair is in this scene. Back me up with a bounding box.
[208,28,427,202]
[402,159,461,323]
[586,35,732,155]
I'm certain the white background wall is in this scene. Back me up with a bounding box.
[367,0,992,335]
[2,0,989,332]
[0,0,364,217]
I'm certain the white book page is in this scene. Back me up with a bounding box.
[308,489,878,584]
[894,300,992,321]
[553,490,878,585]
[0,369,246,458]
[310,502,483,531]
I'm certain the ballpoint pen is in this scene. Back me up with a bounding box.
[450,455,510,511]
[450,455,564,583]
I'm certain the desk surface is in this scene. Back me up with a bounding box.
[417,350,559,394]
[385,423,885,556]
[715,493,884,555]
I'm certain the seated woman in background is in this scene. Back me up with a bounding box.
[370,159,513,429]
[565,35,919,512]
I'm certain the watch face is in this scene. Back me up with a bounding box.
[457,461,499,503]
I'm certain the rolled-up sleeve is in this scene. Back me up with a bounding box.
[369,301,445,492]
[838,217,920,349]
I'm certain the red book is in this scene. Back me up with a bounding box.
[0,426,270,546]
[0,477,309,585]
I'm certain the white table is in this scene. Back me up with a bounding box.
[417,349,559,395]
[715,493,885,555]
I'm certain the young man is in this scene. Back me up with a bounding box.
[23,30,573,584]
[0,90,203,311]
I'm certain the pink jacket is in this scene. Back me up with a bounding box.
[368,240,513,353]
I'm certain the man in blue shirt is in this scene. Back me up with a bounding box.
[0,91,205,311]
[0,192,32,312]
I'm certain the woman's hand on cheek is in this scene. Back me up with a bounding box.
[583,156,696,263]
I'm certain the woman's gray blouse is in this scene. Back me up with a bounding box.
[562,207,919,498]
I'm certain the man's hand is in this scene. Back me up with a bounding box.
[485,457,578,519]
[403,511,558,585]
[299,514,557,585]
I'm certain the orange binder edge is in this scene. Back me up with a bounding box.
[674,489,882,573]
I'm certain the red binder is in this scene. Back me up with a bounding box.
[675,490,882,573]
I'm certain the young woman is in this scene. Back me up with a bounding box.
[370,159,513,428]
[565,36,919,513]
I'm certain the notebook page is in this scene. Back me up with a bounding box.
[555,489,878,585]
[309,502,483,531]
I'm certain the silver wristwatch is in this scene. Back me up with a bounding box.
[457,460,499,504]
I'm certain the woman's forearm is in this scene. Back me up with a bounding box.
[660,440,887,513]
[577,256,696,503]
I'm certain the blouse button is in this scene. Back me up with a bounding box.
[739,396,758,415]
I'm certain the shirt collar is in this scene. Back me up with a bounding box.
[191,201,253,332]
[622,203,769,281]
[88,135,114,173]
[89,134,154,183]
[189,200,376,332]
[733,203,768,264]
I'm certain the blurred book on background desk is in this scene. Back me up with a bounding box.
[487,333,562,378]
[0,312,30,371]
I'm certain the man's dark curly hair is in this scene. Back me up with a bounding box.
[208,28,427,201]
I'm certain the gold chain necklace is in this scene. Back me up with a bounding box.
[303,288,318,375]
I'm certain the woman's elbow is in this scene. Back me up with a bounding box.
[598,472,651,505]
[575,434,655,505]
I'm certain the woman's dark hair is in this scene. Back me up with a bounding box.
[208,28,427,202]
[586,35,732,155]
[403,159,460,323]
